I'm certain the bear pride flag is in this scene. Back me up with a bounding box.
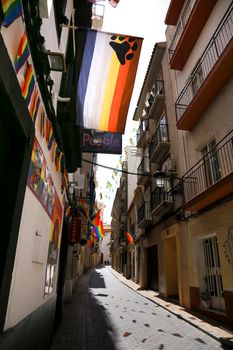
[71,29,143,133]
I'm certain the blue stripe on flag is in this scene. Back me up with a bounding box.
[76,30,97,127]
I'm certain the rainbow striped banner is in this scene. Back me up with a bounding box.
[22,64,35,106]
[47,125,54,150]
[30,88,41,122]
[74,29,143,133]
[15,31,29,73]
[2,0,22,27]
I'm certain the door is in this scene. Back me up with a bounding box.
[202,236,225,311]
[147,245,158,290]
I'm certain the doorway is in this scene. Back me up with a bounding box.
[147,245,159,290]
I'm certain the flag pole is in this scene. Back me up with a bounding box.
[60,24,79,30]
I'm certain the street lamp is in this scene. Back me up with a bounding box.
[153,171,182,196]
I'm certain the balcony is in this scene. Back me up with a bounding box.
[137,202,152,228]
[151,187,174,216]
[146,80,165,121]
[137,157,151,186]
[136,119,150,148]
[176,3,233,130]
[149,123,170,164]
[165,0,185,25]
[169,0,217,70]
[182,130,233,211]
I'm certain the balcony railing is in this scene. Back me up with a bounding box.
[137,202,152,226]
[137,157,150,184]
[168,0,196,61]
[146,80,165,120]
[176,2,233,122]
[149,123,169,162]
[183,130,233,205]
[151,187,174,216]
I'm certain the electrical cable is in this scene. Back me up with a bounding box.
[81,157,152,177]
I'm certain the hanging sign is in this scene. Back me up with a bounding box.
[69,212,81,244]
[82,130,122,154]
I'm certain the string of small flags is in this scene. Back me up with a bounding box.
[1,0,68,193]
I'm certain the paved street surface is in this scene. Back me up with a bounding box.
[50,266,232,350]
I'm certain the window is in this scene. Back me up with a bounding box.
[191,64,204,95]
[202,138,221,187]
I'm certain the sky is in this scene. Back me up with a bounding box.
[95,0,170,224]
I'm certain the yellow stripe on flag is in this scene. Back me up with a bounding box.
[99,51,120,131]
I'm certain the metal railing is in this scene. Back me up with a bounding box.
[137,202,151,224]
[168,0,196,60]
[176,2,233,122]
[149,123,169,158]
[151,187,173,211]
[137,157,150,182]
[183,130,233,203]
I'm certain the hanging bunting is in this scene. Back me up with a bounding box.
[47,125,54,151]
[45,118,51,144]
[39,111,45,137]
[30,88,41,123]
[21,64,35,106]
[15,31,30,73]
[2,0,22,27]
[55,150,62,172]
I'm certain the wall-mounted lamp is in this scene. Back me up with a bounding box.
[44,51,66,72]
[153,171,182,196]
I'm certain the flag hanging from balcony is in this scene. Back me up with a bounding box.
[125,232,134,244]
[1,0,22,27]
[72,29,143,133]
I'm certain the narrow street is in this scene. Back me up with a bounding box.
[50,267,230,350]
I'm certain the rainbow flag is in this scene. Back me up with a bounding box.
[92,210,104,240]
[22,64,35,106]
[2,0,22,27]
[125,232,134,245]
[73,29,143,133]
[93,224,104,240]
[47,126,54,150]
[55,151,62,172]
[40,111,45,137]
[15,31,29,73]
[31,88,41,122]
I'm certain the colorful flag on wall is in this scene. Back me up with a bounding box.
[2,0,22,27]
[73,29,143,133]
[15,31,29,73]
[21,64,35,106]
[30,88,41,122]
